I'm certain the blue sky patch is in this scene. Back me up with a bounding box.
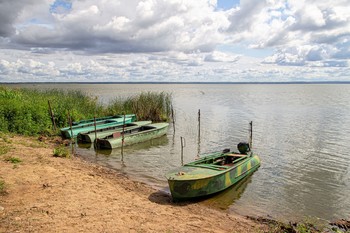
[50,0,72,14]
[217,0,240,10]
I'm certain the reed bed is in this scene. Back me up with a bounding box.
[107,92,172,122]
[0,86,172,136]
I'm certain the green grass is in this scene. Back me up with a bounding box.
[53,145,70,158]
[0,86,173,136]
[4,156,22,164]
[0,144,11,156]
[0,133,12,156]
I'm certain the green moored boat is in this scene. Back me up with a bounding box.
[60,114,136,139]
[95,122,169,149]
[77,121,152,143]
[71,115,136,126]
[166,145,260,200]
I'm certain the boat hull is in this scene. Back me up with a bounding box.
[72,114,136,126]
[60,114,136,139]
[166,154,260,200]
[77,121,152,143]
[96,123,169,149]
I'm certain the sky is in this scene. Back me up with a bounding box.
[0,0,349,82]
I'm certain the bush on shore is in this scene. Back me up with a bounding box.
[0,86,172,136]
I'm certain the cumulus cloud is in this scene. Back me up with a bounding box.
[1,49,348,82]
[204,51,240,62]
[263,42,349,67]
[225,0,350,67]
[6,0,230,53]
[0,0,349,82]
[0,0,54,37]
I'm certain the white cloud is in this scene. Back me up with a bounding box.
[7,0,229,53]
[0,0,349,82]
[0,49,348,82]
[204,51,240,62]
[224,0,350,68]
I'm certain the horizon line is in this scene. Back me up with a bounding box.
[1,81,350,84]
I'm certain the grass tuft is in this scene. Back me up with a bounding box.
[0,144,11,156]
[4,156,22,164]
[53,146,70,158]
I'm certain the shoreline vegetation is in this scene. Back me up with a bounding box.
[0,86,172,136]
[1,85,349,232]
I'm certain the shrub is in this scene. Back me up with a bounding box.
[53,145,70,158]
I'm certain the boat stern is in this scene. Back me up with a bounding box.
[95,138,113,149]
[77,133,93,143]
[60,130,72,139]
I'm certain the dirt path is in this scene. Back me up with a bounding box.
[0,135,269,232]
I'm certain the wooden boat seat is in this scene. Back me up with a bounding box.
[186,164,229,171]
[226,153,246,157]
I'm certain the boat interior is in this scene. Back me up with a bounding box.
[82,123,138,135]
[186,152,248,171]
[103,125,156,139]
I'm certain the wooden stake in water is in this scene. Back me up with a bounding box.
[94,116,98,149]
[48,100,56,130]
[121,113,126,161]
[68,110,75,156]
[249,121,253,150]
[68,110,74,140]
[180,136,186,166]
[197,109,201,158]
[171,104,175,134]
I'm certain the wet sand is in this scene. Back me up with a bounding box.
[0,135,269,232]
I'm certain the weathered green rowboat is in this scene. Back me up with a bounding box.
[60,114,136,139]
[165,150,260,200]
[95,122,169,149]
[77,121,152,143]
[71,114,136,126]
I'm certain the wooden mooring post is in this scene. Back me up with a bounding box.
[197,109,201,158]
[121,113,126,161]
[249,121,253,150]
[94,116,98,149]
[171,104,175,134]
[180,136,185,166]
[68,110,74,141]
[68,110,75,156]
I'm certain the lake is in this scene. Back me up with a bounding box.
[11,83,350,222]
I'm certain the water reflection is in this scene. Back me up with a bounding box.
[77,142,92,149]
[201,174,255,210]
[95,135,170,156]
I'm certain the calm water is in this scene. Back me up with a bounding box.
[11,83,350,221]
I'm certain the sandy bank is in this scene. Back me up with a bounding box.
[0,135,269,232]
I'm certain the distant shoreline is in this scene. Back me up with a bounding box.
[1,81,350,84]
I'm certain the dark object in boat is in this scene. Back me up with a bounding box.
[237,142,250,154]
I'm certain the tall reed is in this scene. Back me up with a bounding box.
[107,92,172,122]
[0,86,172,135]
